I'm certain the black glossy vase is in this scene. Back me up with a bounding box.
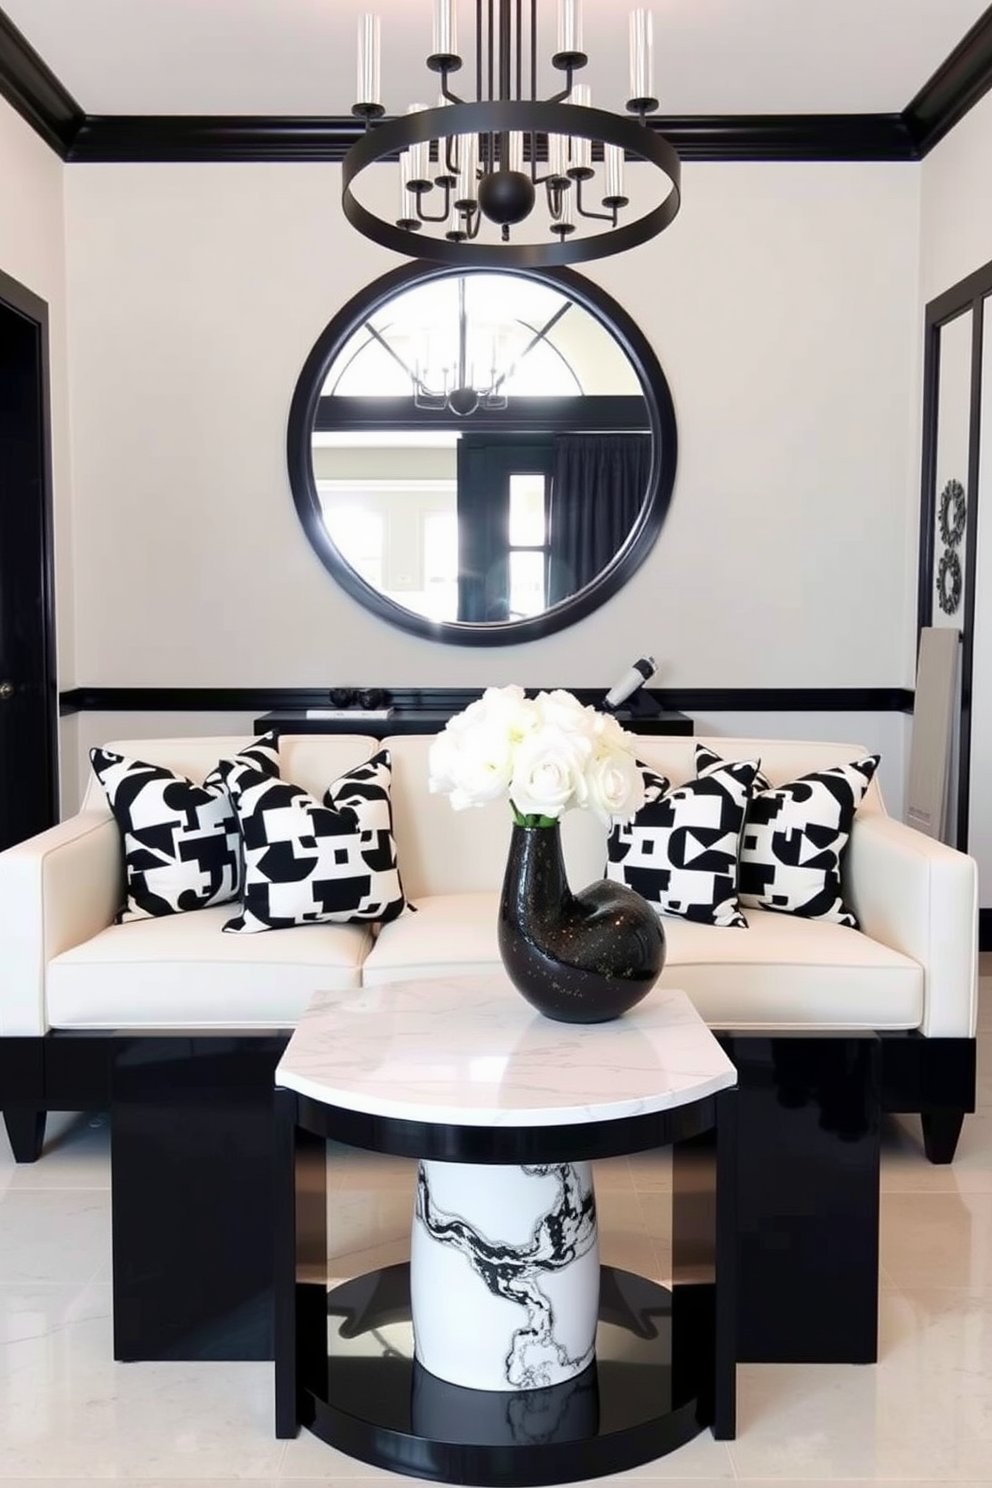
[498,822,666,1024]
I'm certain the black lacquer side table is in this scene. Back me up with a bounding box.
[273,976,738,1486]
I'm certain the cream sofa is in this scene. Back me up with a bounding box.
[0,730,979,1165]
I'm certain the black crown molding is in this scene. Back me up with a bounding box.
[2,3,992,165]
[904,5,992,154]
[0,6,82,157]
[57,685,915,717]
[65,111,916,164]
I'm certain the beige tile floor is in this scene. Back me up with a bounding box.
[1,959,990,1487]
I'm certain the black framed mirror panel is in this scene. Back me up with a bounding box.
[287,261,677,646]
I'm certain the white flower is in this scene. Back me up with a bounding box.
[586,748,646,824]
[428,685,539,810]
[509,724,594,820]
[535,688,597,737]
[429,684,647,825]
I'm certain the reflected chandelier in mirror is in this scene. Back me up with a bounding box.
[287,262,677,645]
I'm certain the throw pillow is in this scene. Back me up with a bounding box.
[89,734,280,922]
[695,744,880,927]
[605,758,758,927]
[221,748,408,933]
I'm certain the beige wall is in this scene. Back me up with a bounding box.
[61,158,921,696]
[0,96,73,690]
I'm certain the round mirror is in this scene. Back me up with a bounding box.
[287,262,677,645]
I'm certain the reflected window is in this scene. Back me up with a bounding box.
[322,273,638,403]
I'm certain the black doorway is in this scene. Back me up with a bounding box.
[0,267,58,850]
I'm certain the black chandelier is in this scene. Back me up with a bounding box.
[344,0,681,268]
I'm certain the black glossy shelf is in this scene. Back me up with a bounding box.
[255,707,693,738]
[304,1262,711,1486]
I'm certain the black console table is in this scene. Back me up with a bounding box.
[255,688,692,739]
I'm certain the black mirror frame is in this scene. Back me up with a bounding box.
[287,260,677,647]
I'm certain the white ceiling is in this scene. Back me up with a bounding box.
[3,0,990,119]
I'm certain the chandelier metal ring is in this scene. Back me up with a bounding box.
[342,100,681,269]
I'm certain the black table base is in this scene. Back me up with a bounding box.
[296,1262,713,1486]
[273,1085,738,1481]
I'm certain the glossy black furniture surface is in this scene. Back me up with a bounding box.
[111,1033,289,1361]
[719,1032,881,1364]
[253,688,693,739]
[273,1083,738,1484]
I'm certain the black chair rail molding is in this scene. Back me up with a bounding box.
[57,685,917,718]
[286,260,677,646]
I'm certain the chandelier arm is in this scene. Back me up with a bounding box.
[445,135,460,179]
[574,178,619,226]
[439,64,465,106]
[408,181,453,224]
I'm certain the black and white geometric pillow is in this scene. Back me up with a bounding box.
[606,758,758,927]
[89,734,280,922]
[695,744,880,927]
[221,749,408,933]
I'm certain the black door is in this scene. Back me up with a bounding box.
[456,434,555,622]
[0,270,58,850]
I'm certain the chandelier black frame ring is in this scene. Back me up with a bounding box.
[342,100,681,268]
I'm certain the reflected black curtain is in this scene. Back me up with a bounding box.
[547,434,651,604]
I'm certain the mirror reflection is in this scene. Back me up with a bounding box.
[309,270,656,626]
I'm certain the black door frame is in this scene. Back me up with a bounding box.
[0,264,59,836]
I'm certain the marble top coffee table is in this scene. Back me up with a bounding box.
[273,975,738,1485]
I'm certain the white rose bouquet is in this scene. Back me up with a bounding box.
[428,685,646,827]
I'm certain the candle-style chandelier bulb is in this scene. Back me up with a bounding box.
[431,0,458,63]
[354,13,383,118]
[555,0,586,68]
[628,8,658,113]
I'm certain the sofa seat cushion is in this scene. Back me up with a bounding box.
[362,893,499,984]
[363,894,923,1031]
[660,907,922,1030]
[46,906,372,1029]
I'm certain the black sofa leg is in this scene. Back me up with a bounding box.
[3,1108,47,1162]
[921,1108,966,1164]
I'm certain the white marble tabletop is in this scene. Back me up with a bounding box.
[275,976,736,1128]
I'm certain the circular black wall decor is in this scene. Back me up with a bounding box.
[287,262,677,646]
[936,547,963,616]
[938,478,967,548]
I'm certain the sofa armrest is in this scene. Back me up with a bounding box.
[0,814,122,1036]
[845,812,978,1038]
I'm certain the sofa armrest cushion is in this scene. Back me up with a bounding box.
[0,813,122,1035]
[845,812,978,1038]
